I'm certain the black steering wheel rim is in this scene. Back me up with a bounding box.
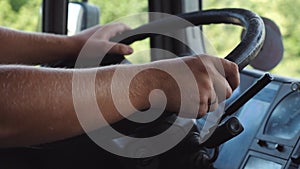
[111,8,265,71]
[50,8,265,71]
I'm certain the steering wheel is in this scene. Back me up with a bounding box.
[19,8,265,169]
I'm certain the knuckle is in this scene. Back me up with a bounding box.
[182,55,198,63]
[112,22,130,30]
[209,102,219,112]
[200,78,213,91]
[230,62,239,73]
[198,102,208,118]
[226,86,233,98]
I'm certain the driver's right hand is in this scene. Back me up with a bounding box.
[128,54,239,118]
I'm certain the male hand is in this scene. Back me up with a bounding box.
[70,22,134,57]
[129,55,239,118]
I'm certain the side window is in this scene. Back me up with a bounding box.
[0,0,42,32]
[0,0,149,64]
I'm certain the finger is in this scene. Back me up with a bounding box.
[207,91,219,112]
[97,22,132,40]
[198,89,218,117]
[220,59,240,90]
[106,41,134,55]
[212,73,233,100]
[198,96,209,118]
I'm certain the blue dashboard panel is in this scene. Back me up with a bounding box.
[213,69,300,169]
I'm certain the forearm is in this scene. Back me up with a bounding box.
[0,65,140,147]
[0,26,81,65]
[0,55,240,148]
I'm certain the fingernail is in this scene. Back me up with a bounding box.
[127,47,133,54]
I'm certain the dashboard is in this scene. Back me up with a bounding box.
[213,68,300,169]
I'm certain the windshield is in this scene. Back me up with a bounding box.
[203,0,300,78]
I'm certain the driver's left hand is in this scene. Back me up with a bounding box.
[70,22,134,58]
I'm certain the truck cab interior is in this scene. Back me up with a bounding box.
[1,0,299,169]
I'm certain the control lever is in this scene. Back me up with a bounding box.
[201,73,273,148]
[201,117,244,148]
[222,73,273,121]
[195,73,274,164]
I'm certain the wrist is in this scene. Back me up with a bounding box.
[65,35,85,60]
[129,64,178,111]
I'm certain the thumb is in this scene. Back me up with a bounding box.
[106,42,134,55]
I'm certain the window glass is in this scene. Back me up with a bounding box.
[203,0,300,78]
[88,0,149,64]
[0,0,41,32]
